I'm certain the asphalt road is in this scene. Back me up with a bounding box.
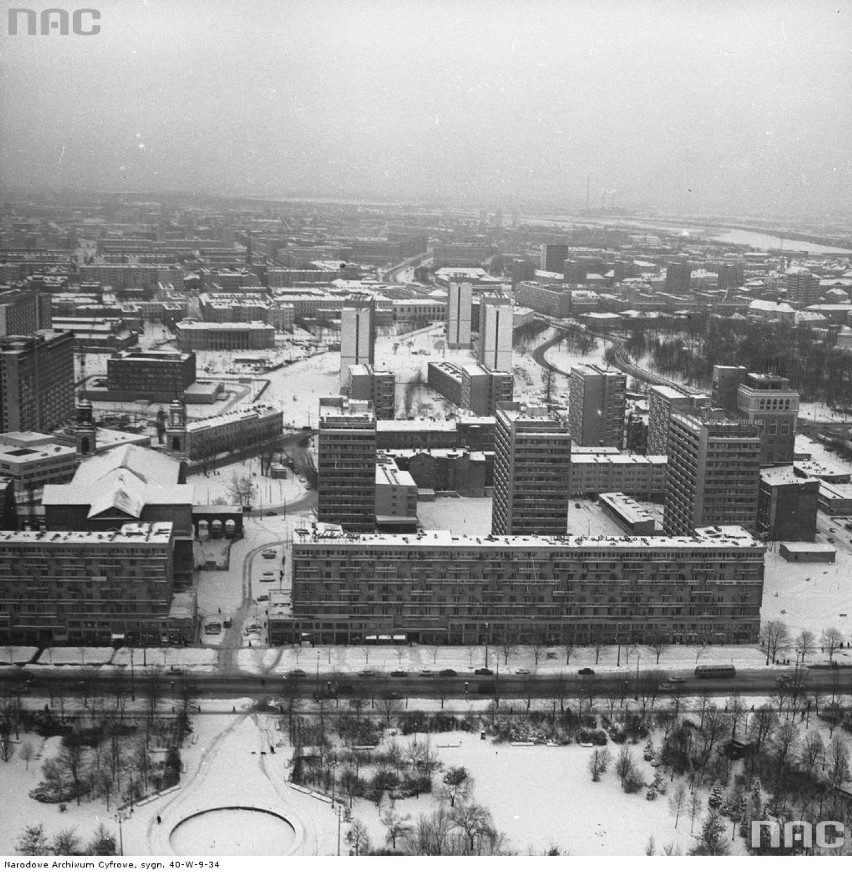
[4,663,851,703]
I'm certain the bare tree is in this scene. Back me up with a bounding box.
[498,632,517,666]
[820,627,845,662]
[794,629,816,664]
[440,766,473,807]
[20,740,35,771]
[375,697,402,728]
[527,641,546,668]
[564,641,576,666]
[0,727,12,763]
[57,740,86,805]
[587,748,612,782]
[668,782,687,828]
[646,628,670,664]
[761,620,791,665]
[346,819,372,856]
[381,808,412,850]
[827,733,851,790]
[425,644,441,665]
[688,791,704,834]
[725,694,746,740]
[16,824,49,856]
[449,803,495,855]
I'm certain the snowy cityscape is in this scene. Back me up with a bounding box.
[1,0,852,866]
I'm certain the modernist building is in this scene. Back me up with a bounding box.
[647,386,711,456]
[175,320,275,350]
[477,296,513,373]
[540,243,570,273]
[711,365,748,413]
[446,280,472,348]
[757,467,820,541]
[376,417,495,452]
[460,364,513,417]
[0,287,43,336]
[0,522,196,646]
[664,261,692,295]
[347,364,395,420]
[568,365,626,448]
[0,434,77,495]
[105,350,197,403]
[317,398,376,532]
[664,412,762,536]
[340,303,376,385]
[514,281,571,318]
[569,451,667,498]
[735,373,799,465]
[786,267,821,306]
[0,331,75,433]
[492,402,571,536]
[375,455,418,532]
[272,524,764,646]
[717,261,745,290]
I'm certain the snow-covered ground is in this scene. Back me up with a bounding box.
[799,402,852,425]
[350,730,707,856]
[122,710,338,856]
[795,433,852,468]
[0,646,38,665]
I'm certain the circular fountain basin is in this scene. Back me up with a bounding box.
[170,807,296,855]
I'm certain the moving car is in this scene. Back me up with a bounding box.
[439,669,457,677]
[578,667,595,676]
[474,668,494,676]
[260,571,276,582]
[262,549,277,559]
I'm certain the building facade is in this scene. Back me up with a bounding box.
[175,320,275,350]
[317,398,377,532]
[0,522,193,646]
[735,373,799,465]
[757,467,819,541]
[664,413,762,535]
[568,365,626,448]
[492,402,571,536]
[477,297,513,373]
[0,331,75,433]
[647,386,711,456]
[271,525,764,646]
[106,350,197,402]
[446,280,472,348]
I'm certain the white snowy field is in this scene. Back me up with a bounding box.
[349,730,722,857]
[795,433,852,468]
[120,710,338,856]
[761,545,852,639]
[0,646,38,665]
[543,334,610,375]
[799,402,852,425]
[233,641,768,676]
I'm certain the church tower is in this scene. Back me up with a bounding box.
[75,398,97,457]
[165,398,188,456]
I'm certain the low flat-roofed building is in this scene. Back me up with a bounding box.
[0,435,78,493]
[779,542,836,563]
[570,452,667,498]
[375,456,418,532]
[794,460,852,484]
[175,320,275,350]
[598,492,656,535]
[818,482,852,515]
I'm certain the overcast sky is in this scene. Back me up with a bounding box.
[1,0,850,216]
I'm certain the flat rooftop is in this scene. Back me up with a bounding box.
[0,522,173,546]
[293,525,761,551]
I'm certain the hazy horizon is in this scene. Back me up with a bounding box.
[1,0,850,218]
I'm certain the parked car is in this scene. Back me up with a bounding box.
[262,549,277,559]
[260,571,276,582]
[439,669,457,677]
[578,667,595,676]
[419,670,435,677]
[515,669,531,675]
[667,676,685,683]
[168,666,184,675]
[474,668,494,676]
[223,616,232,628]
[257,594,269,603]
[390,670,408,678]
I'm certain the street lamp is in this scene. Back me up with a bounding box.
[484,622,489,668]
[114,810,128,856]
